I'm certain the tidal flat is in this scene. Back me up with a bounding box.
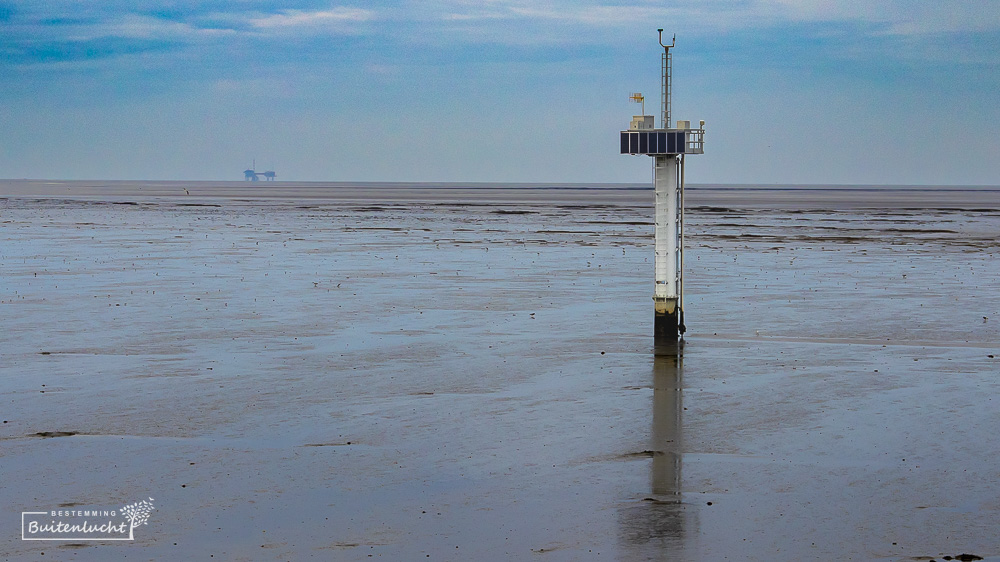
[2,181,999,561]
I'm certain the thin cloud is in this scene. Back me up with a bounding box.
[90,15,235,41]
[430,0,1000,36]
[741,0,1000,36]
[6,0,1000,71]
[249,7,375,29]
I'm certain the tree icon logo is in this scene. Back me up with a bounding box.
[120,498,155,540]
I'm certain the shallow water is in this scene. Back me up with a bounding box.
[1,185,999,560]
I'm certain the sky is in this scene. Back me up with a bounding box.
[2,0,1000,185]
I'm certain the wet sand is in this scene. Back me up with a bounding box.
[1,181,999,560]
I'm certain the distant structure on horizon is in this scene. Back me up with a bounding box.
[243,159,276,181]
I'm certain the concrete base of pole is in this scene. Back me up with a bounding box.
[653,296,679,340]
[654,309,679,341]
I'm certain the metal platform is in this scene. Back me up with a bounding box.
[619,128,705,156]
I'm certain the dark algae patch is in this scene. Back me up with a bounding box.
[621,450,664,458]
[30,431,80,438]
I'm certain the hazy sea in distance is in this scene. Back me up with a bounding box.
[2,180,999,561]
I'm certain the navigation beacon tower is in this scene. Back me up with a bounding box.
[620,30,705,340]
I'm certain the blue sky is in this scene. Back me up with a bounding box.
[2,1,999,184]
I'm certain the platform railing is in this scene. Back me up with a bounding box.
[685,128,704,154]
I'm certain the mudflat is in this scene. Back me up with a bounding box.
[3,178,999,208]
[1,181,998,560]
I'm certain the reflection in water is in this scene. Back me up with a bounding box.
[652,342,683,498]
[619,340,694,556]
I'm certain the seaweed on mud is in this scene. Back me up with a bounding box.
[883,228,959,234]
[621,450,664,458]
[30,431,80,438]
[689,206,738,213]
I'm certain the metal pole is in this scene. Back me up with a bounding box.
[678,154,686,334]
[654,154,680,338]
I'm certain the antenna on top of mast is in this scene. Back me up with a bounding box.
[657,29,675,49]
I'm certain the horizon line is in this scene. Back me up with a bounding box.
[3,179,999,191]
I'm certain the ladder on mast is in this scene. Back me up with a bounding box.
[661,49,672,130]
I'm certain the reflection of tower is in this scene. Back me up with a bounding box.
[651,342,682,497]
[618,341,694,557]
[621,31,705,341]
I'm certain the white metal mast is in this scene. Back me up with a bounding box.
[619,30,705,343]
[654,29,682,338]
